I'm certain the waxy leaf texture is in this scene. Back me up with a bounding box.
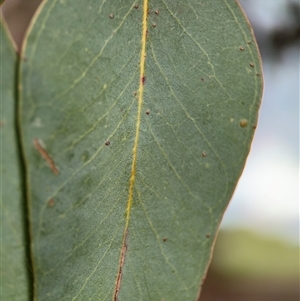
[20,1,263,300]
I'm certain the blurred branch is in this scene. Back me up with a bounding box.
[270,2,300,53]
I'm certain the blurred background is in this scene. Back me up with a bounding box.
[1,0,299,300]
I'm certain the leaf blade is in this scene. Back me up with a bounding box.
[20,0,263,300]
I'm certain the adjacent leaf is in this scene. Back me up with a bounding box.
[0,20,30,300]
[20,0,263,300]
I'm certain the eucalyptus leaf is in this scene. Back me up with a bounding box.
[20,0,262,300]
[0,20,30,301]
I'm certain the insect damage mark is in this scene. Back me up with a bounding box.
[33,139,59,175]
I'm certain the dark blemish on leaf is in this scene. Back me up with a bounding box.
[134,4,139,9]
[239,46,245,51]
[147,8,151,15]
[33,139,59,175]
[146,109,150,115]
[201,78,204,82]
[105,140,110,146]
[202,152,206,157]
[134,91,137,96]
[253,125,257,129]
[152,23,156,28]
[142,76,146,85]
[48,199,55,207]
[247,41,252,44]
[256,73,260,76]
[155,10,159,15]
[240,119,248,127]
[249,63,254,67]
[206,234,210,238]
[163,237,167,242]
[109,14,114,19]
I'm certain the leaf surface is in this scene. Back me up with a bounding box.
[0,20,30,301]
[20,0,263,300]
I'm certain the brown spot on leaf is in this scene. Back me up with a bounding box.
[163,237,167,242]
[134,4,139,9]
[240,119,248,127]
[155,10,159,15]
[249,63,254,67]
[48,199,55,207]
[206,234,210,238]
[109,14,114,19]
[105,140,110,146]
[146,109,150,115]
[202,152,206,157]
[152,23,156,27]
[239,46,245,51]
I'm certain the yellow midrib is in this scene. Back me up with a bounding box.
[113,1,148,299]
[126,0,148,225]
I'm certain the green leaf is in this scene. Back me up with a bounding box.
[0,20,30,300]
[20,0,262,300]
